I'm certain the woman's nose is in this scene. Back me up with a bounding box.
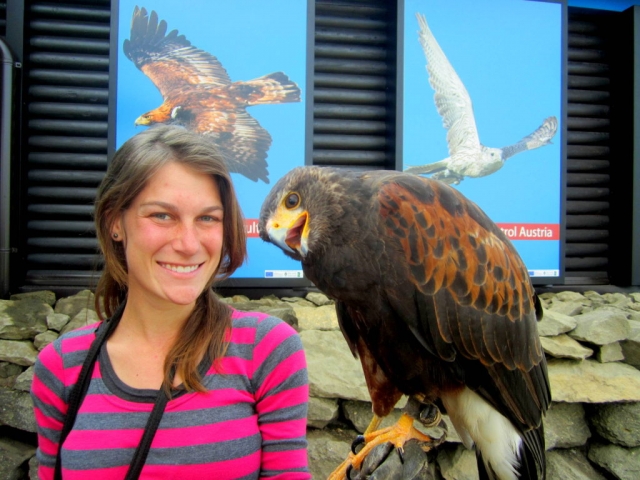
[173,223,200,255]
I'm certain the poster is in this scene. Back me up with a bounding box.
[112,0,311,283]
[400,0,564,282]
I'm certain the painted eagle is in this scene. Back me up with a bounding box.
[404,13,558,185]
[123,6,301,183]
[259,167,550,480]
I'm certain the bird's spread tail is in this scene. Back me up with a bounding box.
[231,72,301,106]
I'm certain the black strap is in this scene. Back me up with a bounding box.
[54,304,172,480]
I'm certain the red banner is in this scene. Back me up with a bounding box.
[245,219,260,238]
[496,223,560,240]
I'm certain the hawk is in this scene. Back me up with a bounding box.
[259,166,550,480]
[404,13,558,185]
[123,6,301,183]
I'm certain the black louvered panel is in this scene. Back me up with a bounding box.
[564,9,614,284]
[313,0,395,168]
[21,0,110,291]
[0,3,6,37]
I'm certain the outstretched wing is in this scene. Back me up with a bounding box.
[416,13,481,161]
[195,110,271,183]
[501,116,559,161]
[123,6,232,99]
[376,173,550,430]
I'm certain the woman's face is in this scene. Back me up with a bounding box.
[112,161,224,309]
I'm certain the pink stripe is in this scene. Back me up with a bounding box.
[229,326,256,344]
[262,448,309,476]
[257,385,309,415]
[255,350,306,399]
[38,465,54,480]
[35,433,58,457]
[253,322,297,371]
[78,394,155,413]
[61,465,127,480]
[213,356,252,375]
[32,375,68,414]
[60,324,99,354]
[260,418,308,442]
[232,309,269,321]
[142,450,261,479]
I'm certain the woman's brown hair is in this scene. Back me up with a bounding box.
[94,125,247,392]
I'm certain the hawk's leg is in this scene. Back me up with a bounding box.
[326,398,446,480]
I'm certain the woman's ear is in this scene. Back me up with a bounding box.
[111,215,124,242]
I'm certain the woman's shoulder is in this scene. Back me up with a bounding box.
[229,308,299,343]
[39,321,101,359]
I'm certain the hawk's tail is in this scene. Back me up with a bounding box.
[230,72,301,106]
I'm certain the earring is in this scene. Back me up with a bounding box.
[112,233,119,239]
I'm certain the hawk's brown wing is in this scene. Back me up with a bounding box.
[375,173,549,429]
[123,6,232,99]
[194,110,271,183]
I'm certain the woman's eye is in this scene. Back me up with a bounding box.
[285,192,300,209]
[152,213,171,220]
[200,215,221,223]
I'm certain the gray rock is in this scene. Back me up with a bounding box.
[291,304,339,331]
[544,402,591,449]
[300,330,370,401]
[14,366,34,392]
[343,400,398,433]
[306,292,333,306]
[0,362,22,378]
[60,308,100,336]
[602,293,632,308]
[0,340,38,366]
[34,330,58,351]
[556,291,588,303]
[29,455,38,480]
[621,320,640,368]
[0,299,52,340]
[54,290,95,318]
[548,301,586,316]
[46,312,70,332]
[308,396,339,429]
[0,388,37,432]
[280,296,315,308]
[437,445,478,480]
[307,428,353,480]
[569,309,631,345]
[540,335,593,360]
[590,402,640,447]
[0,436,36,480]
[10,290,56,306]
[538,309,578,337]
[630,293,640,303]
[589,443,640,480]
[597,342,625,363]
[548,359,640,402]
[546,449,606,480]
[231,302,298,329]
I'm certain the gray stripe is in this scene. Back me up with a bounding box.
[262,437,308,453]
[260,402,307,425]
[61,433,262,469]
[225,341,253,360]
[74,401,256,430]
[254,316,283,345]
[33,356,66,403]
[253,334,304,391]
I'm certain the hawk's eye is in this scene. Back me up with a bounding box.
[284,192,300,209]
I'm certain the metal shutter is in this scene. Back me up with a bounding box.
[565,7,614,285]
[313,0,395,171]
[19,0,110,295]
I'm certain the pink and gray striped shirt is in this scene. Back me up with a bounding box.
[31,309,310,479]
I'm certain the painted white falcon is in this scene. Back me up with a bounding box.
[404,13,558,185]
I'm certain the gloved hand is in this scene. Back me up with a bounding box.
[347,441,436,480]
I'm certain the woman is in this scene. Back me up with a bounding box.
[31,126,310,479]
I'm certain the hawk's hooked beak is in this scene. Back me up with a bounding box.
[266,209,309,257]
[134,115,152,126]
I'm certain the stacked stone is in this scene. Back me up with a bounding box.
[1,288,640,479]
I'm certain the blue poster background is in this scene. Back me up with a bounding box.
[402,0,563,277]
[115,0,307,279]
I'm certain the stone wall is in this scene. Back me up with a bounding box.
[1,289,640,479]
